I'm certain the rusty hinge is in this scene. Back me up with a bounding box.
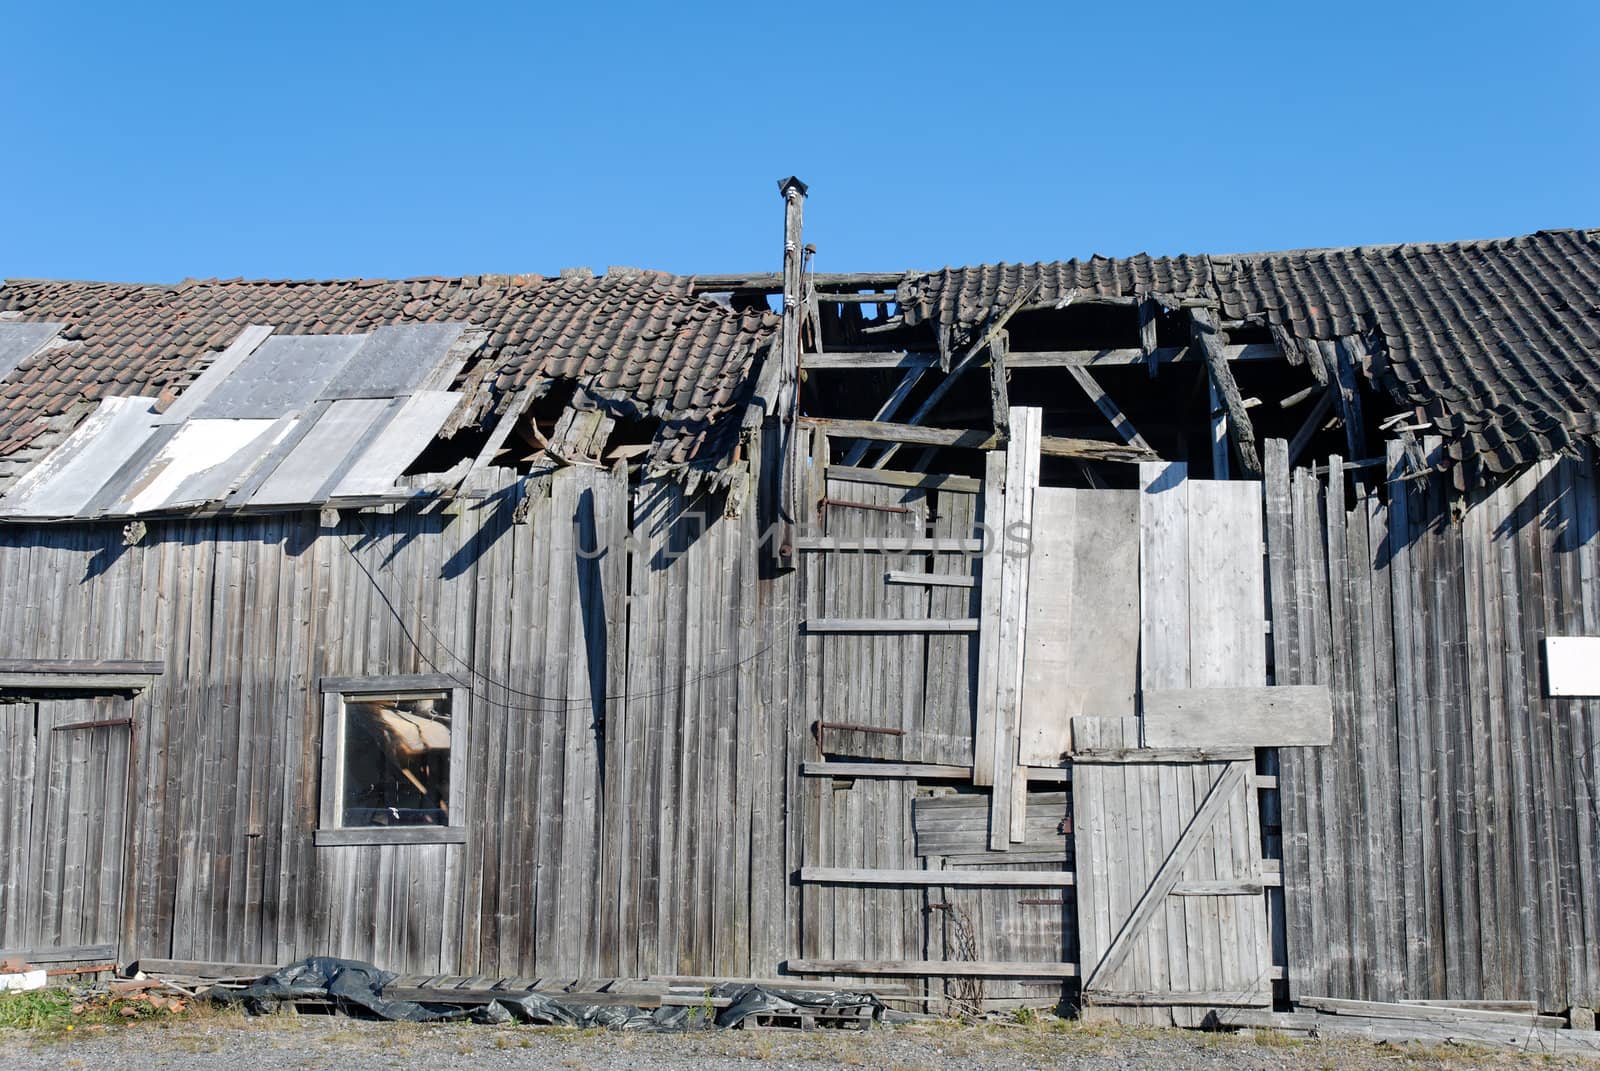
[815,721,905,737]
[52,717,134,732]
[817,497,914,515]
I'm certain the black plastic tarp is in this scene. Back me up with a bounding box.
[212,957,885,1031]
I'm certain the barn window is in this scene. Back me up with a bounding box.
[315,675,467,846]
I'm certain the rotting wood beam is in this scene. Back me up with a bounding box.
[1138,298,1159,376]
[689,271,909,292]
[1065,365,1153,452]
[1328,337,1368,463]
[990,328,1011,435]
[800,343,1278,370]
[1190,308,1261,478]
[466,384,540,478]
[798,416,1156,463]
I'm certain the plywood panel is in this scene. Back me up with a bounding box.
[1143,686,1333,747]
[1019,488,1138,765]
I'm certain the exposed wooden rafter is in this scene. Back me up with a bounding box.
[801,343,1279,371]
[870,284,1046,468]
[799,416,1156,463]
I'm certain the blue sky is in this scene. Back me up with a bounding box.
[2,1,1592,282]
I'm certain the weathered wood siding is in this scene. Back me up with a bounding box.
[1267,439,1600,1013]
[0,461,804,979]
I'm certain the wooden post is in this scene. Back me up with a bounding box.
[1138,299,1159,377]
[1208,378,1230,480]
[774,176,808,568]
[990,329,1011,435]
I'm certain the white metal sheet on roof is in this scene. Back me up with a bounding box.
[191,334,368,419]
[333,390,463,498]
[250,398,395,506]
[0,396,158,517]
[320,324,467,400]
[0,322,64,384]
[114,418,291,515]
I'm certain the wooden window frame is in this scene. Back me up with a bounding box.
[315,673,467,846]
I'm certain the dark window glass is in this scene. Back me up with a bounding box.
[341,693,450,827]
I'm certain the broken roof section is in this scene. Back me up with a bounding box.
[894,229,1600,473]
[0,271,779,517]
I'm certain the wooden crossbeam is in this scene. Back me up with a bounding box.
[805,618,979,633]
[885,570,976,588]
[873,284,1043,467]
[798,417,1155,463]
[800,343,1278,370]
[800,760,973,779]
[799,867,1074,887]
[825,465,981,493]
[785,959,1078,978]
[1065,366,1153,452]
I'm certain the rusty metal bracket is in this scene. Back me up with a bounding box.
[52,717,134,732]
[816,497,914,516]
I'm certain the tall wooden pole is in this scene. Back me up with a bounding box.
[774,176,808,568]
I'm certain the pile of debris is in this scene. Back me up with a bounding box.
[1,955,115,993]
[1216,997,1600,1056]
[203,957,885,1032]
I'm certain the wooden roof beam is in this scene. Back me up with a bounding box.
[801,343,1279,370]
[1190,308,1262,478]
[1066,365,1154,453]
[689,271,910,292]
[799,416,1156,463]
[871,283,1045,468]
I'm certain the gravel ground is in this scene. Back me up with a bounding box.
[3,1013,1597,1071]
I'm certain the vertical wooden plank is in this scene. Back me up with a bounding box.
[1139,461,1191,697]
[973,451,1007,788]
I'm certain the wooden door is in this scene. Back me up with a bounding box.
[1071,717,1272,1022]
[0,697,133,961]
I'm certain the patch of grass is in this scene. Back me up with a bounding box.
[0,986,194,1040]
[1252,1026,1300,1049]
[0,989,80,1030]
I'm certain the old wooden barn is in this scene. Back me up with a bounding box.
[0,183,1597,1029]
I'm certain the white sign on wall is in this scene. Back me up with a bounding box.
[1544,637,1600,696]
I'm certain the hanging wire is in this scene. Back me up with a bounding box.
[337,502,782,715]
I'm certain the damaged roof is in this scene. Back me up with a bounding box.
[0,270,779,482]
[896,229,1600,472]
